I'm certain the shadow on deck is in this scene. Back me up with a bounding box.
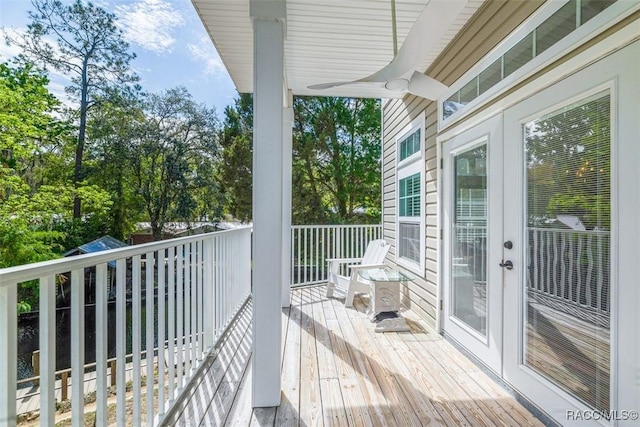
[163,285,545,426]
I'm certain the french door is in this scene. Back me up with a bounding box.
[442,114,503,373]
[443,42,639,425]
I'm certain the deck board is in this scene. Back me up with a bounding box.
[177,285,546,427]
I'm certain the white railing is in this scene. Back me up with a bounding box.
[0,227,251,427]
[527,227,610,314]
[291,224,383,287]
[451,225,610,316]
[453,224,487,285]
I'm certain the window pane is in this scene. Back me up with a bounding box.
[504,32,534,78]
[453,144,488,336]
[443,92,462,120]
[399,129,421,162]
[479,58,502,95]
[581,0,616,25]
[459,77,478,104]
[524,93,611,412]
[536,0,576,56]
[399,222,420,263]
[399,173,420,217]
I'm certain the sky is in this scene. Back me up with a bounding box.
[0,0,238,116]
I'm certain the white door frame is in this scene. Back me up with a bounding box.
[441,113,504,374]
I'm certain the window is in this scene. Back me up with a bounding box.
[396,118,425,272]
[441,0,619,121]
[399,128,421,162]
[399,173,420,216]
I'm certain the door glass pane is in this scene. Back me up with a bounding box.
[524,93,610,411]
[452,144,487,335]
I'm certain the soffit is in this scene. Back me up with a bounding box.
[192,0,485,98]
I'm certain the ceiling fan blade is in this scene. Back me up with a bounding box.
[407,71,449,100]
[308,81,357,90]
[308,1,468,93]
[387,0,469,78]
[308,80,385,91]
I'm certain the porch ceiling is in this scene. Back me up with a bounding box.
[192,0,485,98]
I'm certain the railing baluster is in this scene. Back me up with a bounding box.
[190,241,197,367]
[0,283,17,427]
[39,275,56,426]
[132,255,142,426]
[116,258,126,426]
[95,264,108,425]
[224,234,230,321]
[597,233,605,312]
[568,236,574,303]
[545,231,551,294]
[586,234,594,308]
[184,244,191,378]
[213,235,219,337]
[560,233,566,299]
[297,227,301,287]
[167,247,175,402]
[145,251,155,427]
[176,245,184,390]
[220,236,225,326]
[157,249,166,414]
[552,232,559,298]
[203,239,213,353]
[71,268,85,427]
[197,240,204,360]
[576,234,583,304]
[291,227,295,287]
[303,227,307,285]
[533,229,539,292]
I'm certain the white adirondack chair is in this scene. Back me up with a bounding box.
[326,239,391,307]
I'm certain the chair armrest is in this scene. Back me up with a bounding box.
[326,257,363,264]
[349,263,387,271]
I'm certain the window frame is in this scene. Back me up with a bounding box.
[396,115,425,274]
[437,0,638,130]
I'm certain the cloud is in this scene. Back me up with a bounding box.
[115,0,184,54]
[0,27,29,60]
[187,36,225,76]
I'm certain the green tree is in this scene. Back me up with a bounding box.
[215,95,382,225]
[131,87,221,240]
[526,95,610,229]
[7,0,138,218]
[293,97,381,224]
[0,61,68,311]
[87,89,145,240]
[216,93,253,222]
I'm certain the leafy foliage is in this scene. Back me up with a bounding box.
[216,93,253,222]
[216,95,382,225]
[526,95,610,229]
[128,87,222,239]
[293,97,381,224]
[7,0,139,218]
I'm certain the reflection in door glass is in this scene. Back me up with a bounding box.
[524,93,610,411]
[452,144,487,336]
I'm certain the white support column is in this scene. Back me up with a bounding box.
[282,94,293,308]
[250,0,286,408]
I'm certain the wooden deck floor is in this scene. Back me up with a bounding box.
[165,285,544,426]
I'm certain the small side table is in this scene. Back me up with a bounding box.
[358,267,415,332]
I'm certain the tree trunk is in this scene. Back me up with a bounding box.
[73,62,89,219]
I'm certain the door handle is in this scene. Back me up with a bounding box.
[499,260,514,270]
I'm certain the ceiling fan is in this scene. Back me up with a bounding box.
[307,0,468,100]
